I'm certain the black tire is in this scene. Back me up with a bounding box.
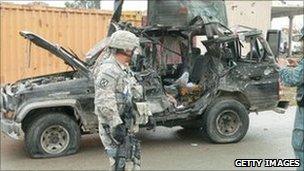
[25,112,80,158]
[203,98,249,143]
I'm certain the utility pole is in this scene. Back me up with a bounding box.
[287,15,294,57]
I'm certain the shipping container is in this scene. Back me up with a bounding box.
[0,3,142,83]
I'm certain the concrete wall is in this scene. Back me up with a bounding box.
[226,1,272,35]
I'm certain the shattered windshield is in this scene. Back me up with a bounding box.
[148,0,227,27]
[184,1,227,25]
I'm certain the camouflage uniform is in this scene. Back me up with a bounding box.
[93,30,148,170]
[279,58,304,170]
[93,52,142,169]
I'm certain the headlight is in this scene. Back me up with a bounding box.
[0,85,16,112]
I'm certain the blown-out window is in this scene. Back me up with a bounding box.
[239,37,267,62]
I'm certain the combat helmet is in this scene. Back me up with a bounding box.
[108,30,140,52]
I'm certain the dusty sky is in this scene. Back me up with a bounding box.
[2,0,303,30]
[3,0,303,10]
[1,0,148,10]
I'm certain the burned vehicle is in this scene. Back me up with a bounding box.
[1,0,286,158]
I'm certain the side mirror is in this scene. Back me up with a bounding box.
[266,29,281,57]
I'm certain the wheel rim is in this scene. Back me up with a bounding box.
[215,110,241,136]
[40,125,70,154]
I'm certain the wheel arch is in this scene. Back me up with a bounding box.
[217,90,251,110]
[17,99,82,132]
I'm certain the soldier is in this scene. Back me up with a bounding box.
[93,30,154,170]
[277,27,304,170]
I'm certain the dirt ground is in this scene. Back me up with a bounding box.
[282,86,297,106]
[0,107,300,170]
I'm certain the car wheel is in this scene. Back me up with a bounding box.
[203,98,249,143]
[25,112,80,158]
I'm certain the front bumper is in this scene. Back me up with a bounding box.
[1,116,24,140]
[1,85,23,140]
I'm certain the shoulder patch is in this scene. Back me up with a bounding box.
[99,78,109,88]
[96,72,117,89]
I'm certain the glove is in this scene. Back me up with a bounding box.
[146,116,156,131]
[113,124,127,143]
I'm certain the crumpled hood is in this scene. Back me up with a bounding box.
[19,31,90,78]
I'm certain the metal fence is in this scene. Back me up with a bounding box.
[0,3,142,83]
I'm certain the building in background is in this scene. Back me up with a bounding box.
[0,1,303,83]
[225,0,303,57]
[226,1,272,35]
[271,2,304,56]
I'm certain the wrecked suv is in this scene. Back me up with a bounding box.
[1,0,286,158]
